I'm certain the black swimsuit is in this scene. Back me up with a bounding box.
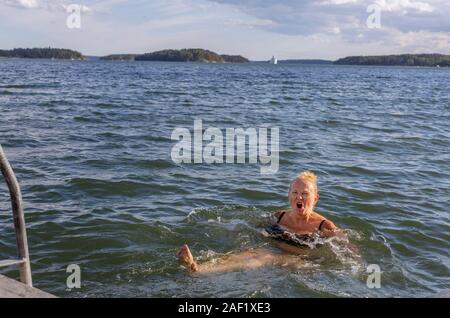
[265,211,326,246]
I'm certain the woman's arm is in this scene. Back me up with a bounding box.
[320,220,359,253]
[320,220,347,239]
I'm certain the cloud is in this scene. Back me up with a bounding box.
[0,0,91,12]
[332,26,341,34]
[18,0,38,8]
[374,0,434,13]
[0,0,34,9]
[205,0,449,52]
[320,0,434,12]
[224,17,275,28]
[0,0,448,59]
[1,0,51,10]
[320,0,358,5]
[62,3,91,13]
[206,0,448,34]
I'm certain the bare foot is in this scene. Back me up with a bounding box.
[177,244,199,272]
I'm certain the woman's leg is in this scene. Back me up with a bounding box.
[177,244,302,274]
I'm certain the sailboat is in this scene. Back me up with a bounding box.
[269,56,278,65]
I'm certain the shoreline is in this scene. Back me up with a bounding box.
[1,57,449,68]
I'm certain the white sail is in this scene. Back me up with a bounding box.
[270,56,278,65]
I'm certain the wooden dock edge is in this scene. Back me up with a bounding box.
[0,274,56,298]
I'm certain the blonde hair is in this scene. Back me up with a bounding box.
[289,171,318,195]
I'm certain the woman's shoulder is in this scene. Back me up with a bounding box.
[312,212,336,231]
[320,219,336,231]
[273,209,291,219]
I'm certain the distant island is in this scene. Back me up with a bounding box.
[100,49,249,63]
[278,59,333,65]
[100,54,136,61]
[334,54,450,67]
[219,54,249,63]
[0,47,84,60]
[1,47,449,67]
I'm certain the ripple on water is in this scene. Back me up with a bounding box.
[66,178,190,197]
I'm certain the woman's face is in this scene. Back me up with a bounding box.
[289,179,318,215]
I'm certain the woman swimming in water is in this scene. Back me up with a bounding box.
[177,171,347,273]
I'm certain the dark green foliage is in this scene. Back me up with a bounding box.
[334,54,450,67]
[220,55,249,63]
[100,50,250,63]
[100,54,136,61]
[0,47,84,59]
[135,49,224,62]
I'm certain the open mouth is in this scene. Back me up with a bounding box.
[296,202,303,209]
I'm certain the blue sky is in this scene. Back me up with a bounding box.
[0,0,449,60]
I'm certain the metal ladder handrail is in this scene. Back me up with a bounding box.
[0,144,32,287]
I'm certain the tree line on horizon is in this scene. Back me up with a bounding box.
[334,54,450,67]
[1,48,449,67]
[99,49,250,63]
[0,47,83,60]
